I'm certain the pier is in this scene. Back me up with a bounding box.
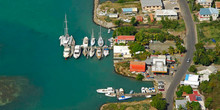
[125,93,157,97]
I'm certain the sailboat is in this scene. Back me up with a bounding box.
[103,39,109,57]
[96,47,102,60]
[89,47,95,57]
[73,45,81,59]
[91,29,95,46]
[98,26,104,47]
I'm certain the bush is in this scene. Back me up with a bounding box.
[150,93,167,110]
[188,65,197,72]
[176,90,183,97]
[205,97,213,109]
[136,74,144,81]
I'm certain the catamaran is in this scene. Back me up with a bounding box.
[96,47,102,60]
[91,29,95,46]
[73,45,81,59]
[89,47,95,57]
[98,26,104,47]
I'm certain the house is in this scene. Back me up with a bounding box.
[140,0,163,12]
[151,55,167,73]
[136,16,143,22]
[113,46,132,59]
[198,66,217,82]
[186,91,206,110]
[155,9,178,21]
[198,8,219,21]
[130,61,146,72]
[215,1,220,10]
[196,0,213,8]
[122,8,138,14]
[175,100,187,109]
[109,13,118,18]
[181,74,199,88]
[115,35,135,44]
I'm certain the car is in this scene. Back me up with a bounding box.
[187,58,190,63]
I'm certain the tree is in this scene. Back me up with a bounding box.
[178,105,185,110]
[176,90,183,97]
[129,42,145,54]
[136,74,144,81]
[176,45,186,54]
[215,43,220,56]
[154,51,161,55]
[114,19,123,26]
[162,50,167,55]
[210,16,213,21]
[183,85,193,94]
[186,101,201,110]
[150,93,167,110]
[168,46,175,55]
[130,17,138,26]
[188,65,197,72]
[205,97,213,109]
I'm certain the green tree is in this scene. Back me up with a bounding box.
[176,45,186,54]
[210,16,213,21]
[176,90,183,97]
[114,19,123,26]
[188,65,197,73]
[205,97,213,109]
[183,85,193,94]
[136,74,144,81]
[113,26,137,37]
[150,93,167,110]
[129,42,145,54]
[130,17,138,26]
[186,101,201,110]
[162,50,167,55]
[178,105,185,110]
[215,43,220,56]
[168,46,175,55]
[154,51,161,55]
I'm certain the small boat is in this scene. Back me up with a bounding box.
[96,47,102,60]
[63,46,70,58]
[105,92,116,97]
[83,37,89,48]
[103,45,109,57]
[129,90,134,94]
[145,95,152,98]
[73,45,81,59]
[96,87,114,94]
[83,47,88,57]
[141,87,145,93]
[98,26,104,47]
[89,47,95,57]
[118,95,132,101]
[91,29,95,46]
[145,88,150,93]
[108,29,111,34]
[119,88,124,93]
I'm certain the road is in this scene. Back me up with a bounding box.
[165,0,196,110]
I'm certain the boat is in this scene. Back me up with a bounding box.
[118,95,132,101]
[105,92,116,97]
[83,47,88,57]
[108,37,113,47]
[73,45,81,59]
[96,87,114,94]
[129,90,134,94]
[103,45,109,57]
[91,29,95,46]
[108,29,111,33]
[96,47,102,60]
[119,88,124,93]
[89,47,95,57]
[63,46,70,58]
[98,26,104,47]
[145,95,152,98]
[141,87,145,93]
[83,37,89,48]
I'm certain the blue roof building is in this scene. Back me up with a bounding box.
[198,8,219,21]
[122,8,138,13]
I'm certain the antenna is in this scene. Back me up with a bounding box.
[64,14,68,35]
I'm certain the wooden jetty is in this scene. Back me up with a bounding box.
[125,93,157,97]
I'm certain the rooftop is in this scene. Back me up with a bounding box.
[117,35,135,41]
[155,10,177,16]
[197,0,213,3]
[185,74,199,82]
[216,1,220,8]
[199,8,219,15]
[176,100,187,109]
[140,0,163,7]
[130,61,146,72]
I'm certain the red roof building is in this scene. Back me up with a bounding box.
[136,16,143,22]
[216,2,220,10]
[116,35,135,44]
[130,61,146,72]
[187,91,202,102]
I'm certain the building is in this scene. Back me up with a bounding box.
[181,74,199,88]
[155,10,178,21]
[166,55,175,64]
[198,66,217,82]
[115,35,135,44]
[136,16,143,22]
[175,100,187,109]
[130,61,146,72]
[109,13,118,18]
[151,55,167,73]
[122,8,138,14]
[186,91,205,110]
[215,1,220,10]
[196,0,213,8]
[113,46,132,59]
[140,0,163,12]
[198,8,219,21]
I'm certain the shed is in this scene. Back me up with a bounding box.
[130,61,146,72]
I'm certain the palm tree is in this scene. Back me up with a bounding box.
[168,46,175,55]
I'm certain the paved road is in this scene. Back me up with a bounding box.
[165,0,196,110]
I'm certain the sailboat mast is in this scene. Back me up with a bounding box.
[92,29,94,38]
[99,26,102,37]
[64,14,68,35]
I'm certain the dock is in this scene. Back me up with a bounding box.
[125,93,157,97]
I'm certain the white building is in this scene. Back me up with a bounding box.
[196,0,213,8]
[155,9,178,21]
[181,74,199,88]
[109,13,119,18]
[152,55,167,73]
[198,8,219,21]
[113,46,132,59]
[198,66,217,82]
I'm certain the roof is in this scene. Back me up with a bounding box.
[113,46,131,55]
[188,91,202,102]
[207,66,217,73]
[117,35,135,41]
[199,8,219,15]
[130,61,146,72]
[140,0,162,7]
[197,0,213,3]
[216,1,220,8]
[176,100,187,108]
[185,74,199,82]
[122,8,138,12]
[182,92,188,97]
[155,10,177,16]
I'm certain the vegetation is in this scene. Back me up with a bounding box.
[176,85,193,97]
[114,19,123,26]
[193,43,217,66]
[188,65,197,73]
[128,42,145,54]
[161,17,185,31]
[134,51,151,60]
[116,0,138,3]
[150,93,167,110]
[188,0,203,12]
[186,101,201,110]
[168,46,175,55]
[130,17,138,26]
[113,26,137,38]
[136,74,144,81]
[199,72,220,109]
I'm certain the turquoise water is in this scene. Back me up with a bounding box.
[0,0,153,110]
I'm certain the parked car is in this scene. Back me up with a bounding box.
[187,58,190,63]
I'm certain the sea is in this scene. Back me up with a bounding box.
[0,0,153,110]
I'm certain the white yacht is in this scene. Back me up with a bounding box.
[83,37,89,48]
[89,47,95,57]
[96,87,114,94]
[105,92,116,97]
[83,47,88,57]
[91,29,95,46]
[141,87,145,93]
[63,46,70,58]
[73,45,81,59]
[96,47,102,60]
[103,45,109,57]
[118,95,132,101]
[98,26,104,47]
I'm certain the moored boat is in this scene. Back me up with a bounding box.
[118,95,132,101]
[63,46,71,58]
[83,37,89,48]
[91,29,95,46]
[96,47,102,60]
[73,45,81,59]
[103,45,109,57]
[89,47,95,57]
[83,47,88,57]
[96,87,114,94]
[98,26,104,47]
[105,92,116,97]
